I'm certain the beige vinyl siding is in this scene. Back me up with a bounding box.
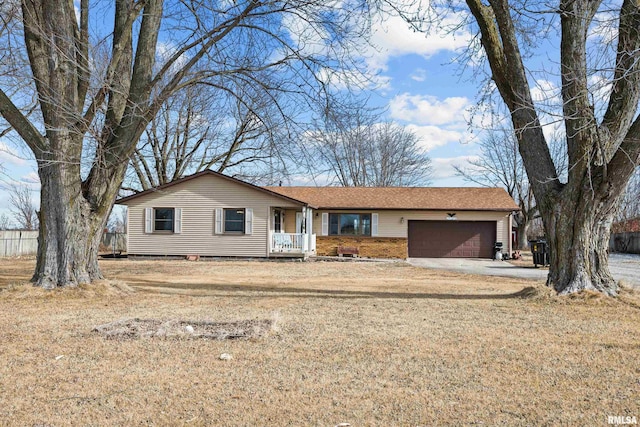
[124,175,301,257]
[312,209,512,252]
[496,217,507,249]
[283,209,298,233]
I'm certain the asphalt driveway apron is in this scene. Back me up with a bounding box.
[407,254,640,289]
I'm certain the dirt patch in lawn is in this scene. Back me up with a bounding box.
[0,258,639,425]
[93,318,276,340]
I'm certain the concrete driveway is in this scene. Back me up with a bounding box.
[408,253,640,288]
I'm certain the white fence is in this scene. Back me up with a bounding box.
[0,230,38,257]
[0,231,128,257]
[102,232,127,253]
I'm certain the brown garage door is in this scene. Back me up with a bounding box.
[408,220,496,258]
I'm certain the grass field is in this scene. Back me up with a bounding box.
[1,258,639,425]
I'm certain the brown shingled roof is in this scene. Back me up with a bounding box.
[263,186,519,211]
[116,170,308,206]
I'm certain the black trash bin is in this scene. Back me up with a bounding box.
[530,240,549,267]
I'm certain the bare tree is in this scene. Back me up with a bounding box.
[107,207,127,234]
[398,0,640,295]
[455,126,567,249]
[123,84,289,192]
[0,0,373,288]
[455,129,534,249]
[0,213,11,230]
[8,183,37,230]
[310,110,432,186]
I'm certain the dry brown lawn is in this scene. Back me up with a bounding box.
[0,257,639,426]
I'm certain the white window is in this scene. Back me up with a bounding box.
[215,208,252,235]
[329,213,372,236]
[144,207,182,234]
[224,208,245,233]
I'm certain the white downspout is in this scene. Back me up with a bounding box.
[508,212,513,256]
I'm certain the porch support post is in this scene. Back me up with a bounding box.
[301,206,306,233]
[301,206,307,251]
[305,206,313,252]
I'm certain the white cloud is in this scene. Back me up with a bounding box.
[541,119,565,145]
[410,68,427,82]
[367,14,472,73]
[156,41,189,72]
[386,93,494,153]
[530,79,560,106]
[316,67,391,91]
[406,124,464,151]
[431,155,481,180]
[281,7,388,92]
[389,93,471,126]
[21,172,40,185]
[0,170,40,192]
[281,3,472,91]
[0,142,27,166]
[588,74,612,106]
[281,12,331,58]
[528,78,568,143]
[588,11,618,44]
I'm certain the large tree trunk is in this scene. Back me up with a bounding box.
[31,166,109,289]
[516,218,529,250]
[542,187,619,296]
[31,148,124,288]
[514,211,530,250]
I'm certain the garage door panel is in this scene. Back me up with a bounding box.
[408,220,496,258]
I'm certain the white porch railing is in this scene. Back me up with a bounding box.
[270,232,316,253]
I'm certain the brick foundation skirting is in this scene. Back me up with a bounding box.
[316,236,408,259]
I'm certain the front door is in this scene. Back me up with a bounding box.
[273,209,284,233]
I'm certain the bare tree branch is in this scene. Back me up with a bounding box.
[308,107,433,187]
[8,183,38,230]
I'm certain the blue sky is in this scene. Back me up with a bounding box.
[0,6,508,222]
[337,12,490,184]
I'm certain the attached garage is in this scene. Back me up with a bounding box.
[408,220,496,258]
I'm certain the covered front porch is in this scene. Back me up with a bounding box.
[268,206,316,257]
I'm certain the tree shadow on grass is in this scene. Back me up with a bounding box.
[127,278,539,300]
